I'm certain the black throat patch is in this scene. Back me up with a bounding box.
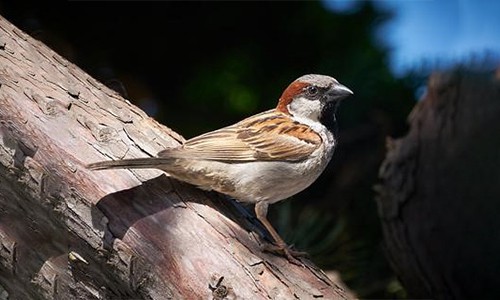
[319,101,340,135]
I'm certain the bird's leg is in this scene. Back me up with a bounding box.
[254,202,307,265]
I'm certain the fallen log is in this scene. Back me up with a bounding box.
[0,15,350,300]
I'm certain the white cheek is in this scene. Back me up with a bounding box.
[287,97,321,122]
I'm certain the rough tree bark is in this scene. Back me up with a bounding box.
[0,16,350,300]
[377,69,500,299]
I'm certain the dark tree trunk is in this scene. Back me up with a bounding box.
[377,69,500,299]
[0,15,351,300]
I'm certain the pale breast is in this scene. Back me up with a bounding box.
[162,124,336,204]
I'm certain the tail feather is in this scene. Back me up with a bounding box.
[86,157,172,170]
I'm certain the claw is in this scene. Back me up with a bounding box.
[254,202,309,266]
[262,242,308,266]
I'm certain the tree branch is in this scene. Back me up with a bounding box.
[0,15,350,299]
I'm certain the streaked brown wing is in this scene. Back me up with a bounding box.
[158,110,322,162]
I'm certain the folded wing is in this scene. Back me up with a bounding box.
[158,110,322,162]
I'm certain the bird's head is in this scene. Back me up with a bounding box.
[276,74,353,126]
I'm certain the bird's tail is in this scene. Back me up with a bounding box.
[86,157,173,171]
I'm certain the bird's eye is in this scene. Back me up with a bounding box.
[306,85,319,96]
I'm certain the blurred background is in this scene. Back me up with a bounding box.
[1,1,498,298]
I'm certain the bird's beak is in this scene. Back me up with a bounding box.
[327,83,353,101]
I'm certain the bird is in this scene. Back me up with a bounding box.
[87,74,353,264]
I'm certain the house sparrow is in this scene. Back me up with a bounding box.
[87,74,352,263]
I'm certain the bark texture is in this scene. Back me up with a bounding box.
[377,69,500,299]
[0,15,350,300]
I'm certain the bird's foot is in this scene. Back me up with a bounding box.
[262,243,308,266]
